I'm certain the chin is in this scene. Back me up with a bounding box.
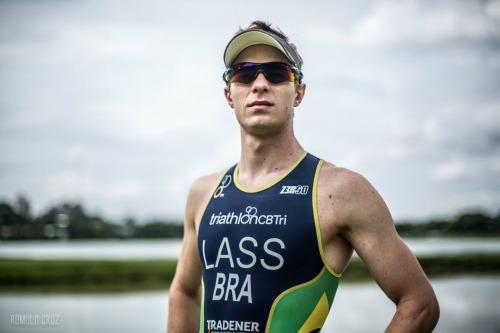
[243,120,286,137]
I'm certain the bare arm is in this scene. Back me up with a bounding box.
[168,174,220,333]
[323,167,439,332]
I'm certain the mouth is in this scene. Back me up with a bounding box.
[248,100,274,107]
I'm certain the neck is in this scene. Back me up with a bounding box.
[238,125,304,179]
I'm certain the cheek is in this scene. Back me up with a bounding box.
[283,89,296,106]
[233,96,246,111]
[229,89,245,107]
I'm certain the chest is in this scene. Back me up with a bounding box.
[199,187,317,273]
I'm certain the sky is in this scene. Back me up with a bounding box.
[1,0,499,222]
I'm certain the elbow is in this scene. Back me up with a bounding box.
[417,291,440,331]
[428,293,440,329]
[397,289,440,332]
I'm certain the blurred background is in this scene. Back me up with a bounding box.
[1,0,499,332]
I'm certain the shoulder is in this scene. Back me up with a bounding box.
[317,160,391,229]
[188,171,226,201]
[185,170,227,227]
[317,161,374,199]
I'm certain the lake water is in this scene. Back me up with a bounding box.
[1,276,499,333]
[1,238,499,331]
[1,237,500,260]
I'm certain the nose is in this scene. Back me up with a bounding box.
[251,72,269,93]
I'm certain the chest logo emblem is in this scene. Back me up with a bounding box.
[280,185,309,195]
[214,175,232,198]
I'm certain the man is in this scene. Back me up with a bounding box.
[168,21,439,333]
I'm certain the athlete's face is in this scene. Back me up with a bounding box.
[224,45,306,137]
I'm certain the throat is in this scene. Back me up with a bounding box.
[235,150,306,191]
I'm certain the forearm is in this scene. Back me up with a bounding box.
[385,296,439,333]
[168,287,201,333]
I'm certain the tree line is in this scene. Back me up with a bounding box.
[0,196,183,240]
[0,196,499,240]
[396,212,500,237]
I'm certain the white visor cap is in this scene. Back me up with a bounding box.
[223,29,302,69]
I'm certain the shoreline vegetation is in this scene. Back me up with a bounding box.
[2,198,500,293]
[1,198,500,240]
[1,253,499,293]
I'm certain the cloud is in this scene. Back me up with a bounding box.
[431,160,467,181]
[348,0,500,48]
[1,0,499,220]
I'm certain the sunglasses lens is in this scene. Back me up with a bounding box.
[264,63,294,84]
[230,67,256,84]
[227,62,297,84]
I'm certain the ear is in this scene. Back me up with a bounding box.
[293,83,306,107]
[224,86,234,108]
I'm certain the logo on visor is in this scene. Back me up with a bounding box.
[214,175,232,198]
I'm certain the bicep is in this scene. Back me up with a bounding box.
[353,226,426,304]
[171,184,204,297]
[172,219,202,297]
[343,175,430,304]
[170,171,226,298]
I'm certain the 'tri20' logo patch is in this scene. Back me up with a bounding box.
[280,185,309,195]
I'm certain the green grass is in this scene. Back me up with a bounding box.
[0,259,177,292]
[1,254,499,292]
[342,253,500,282]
